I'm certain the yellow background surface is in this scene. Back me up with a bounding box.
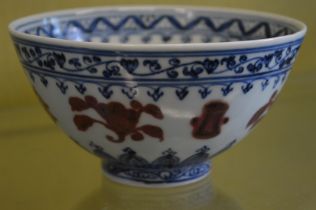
[0,1,316,210]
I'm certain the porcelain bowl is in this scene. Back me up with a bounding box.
[9,6,306,187]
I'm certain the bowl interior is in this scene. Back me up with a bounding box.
[13,7,302,44]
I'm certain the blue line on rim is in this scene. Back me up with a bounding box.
[13,36,303,57]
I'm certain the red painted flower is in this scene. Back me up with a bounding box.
[247,91,278,129]
[69,96,164,143]
[191,101,229,139]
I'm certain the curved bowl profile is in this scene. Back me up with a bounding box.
[9,6,306,187]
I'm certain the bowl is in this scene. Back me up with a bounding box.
[9,6,306,187]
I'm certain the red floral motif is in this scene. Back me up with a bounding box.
[191,101,229,139]
[69,96,164,143]
[247,91,278,129]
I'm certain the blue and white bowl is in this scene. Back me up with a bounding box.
[9,6,306,187]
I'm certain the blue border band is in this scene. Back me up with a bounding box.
[12,36,304,57]
[23,62,290,85]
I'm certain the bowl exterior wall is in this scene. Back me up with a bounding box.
[10,10,305,183]
[12,37,303,158]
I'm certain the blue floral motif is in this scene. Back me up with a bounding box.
[39,76,48,87]
[88,139,236,184]
[261,79,270,91]
[120,59,139,73]
[273,76,281,88]
[203,58,219,74]
[121,87,138,99]
[221,84,234,96]
[74,83,87,94]
[175,87,189,100]
[90,141,211,184]
[241,83,254,94]
[102,62,121,78]
[16,42,301,79]
[98,85,113,99]
[143,60,162,72]
[198,87,212,99]
[14,34,302,101]
[56,81,68,94]
[147,87,164,102]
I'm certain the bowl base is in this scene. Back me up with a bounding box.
[101,160,212,188]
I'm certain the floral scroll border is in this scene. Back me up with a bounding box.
[13,37,302,101]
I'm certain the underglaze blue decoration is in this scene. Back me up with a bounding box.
[56,81,68,94]
[74,83,87,94]
[90,141,211,184]
[98,85,113,99]
[261,79,270,91]
[10,6,306,187]
[147,87,164,102]
[23,15,294,42]
[88,139,237,184]
[121,87,138,100]
[14,38,300,101]
[39,76,48,87]
[221,84,234,96]
[198,87,212,99]
[16,42,301,78]
[241,83,254,94]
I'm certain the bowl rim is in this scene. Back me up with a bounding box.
[9,5,307,51]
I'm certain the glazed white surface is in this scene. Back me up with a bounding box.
[9,6,306,185]
[31,72,284,161]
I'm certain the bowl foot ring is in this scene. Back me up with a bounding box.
[101,160,212,188]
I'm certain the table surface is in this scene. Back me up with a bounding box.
[0,70,315,210]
